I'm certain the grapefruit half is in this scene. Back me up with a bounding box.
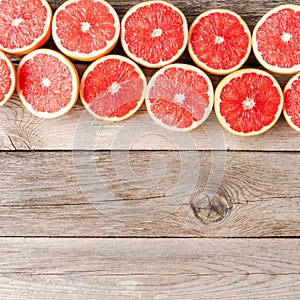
[80,55,146,121]
[0,50,16,106]
[252,5,300,74]
[17,49,79,118]
[0,0,52,55]
[188,9,251,75]
[215,69,283,136]
[52,0,120,61]
[121,0,188,68]
[283,72,300,132]
[145,64,214,131]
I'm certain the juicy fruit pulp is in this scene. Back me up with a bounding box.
[284,73,300,132]
[0,51,16,106]
[121,1,188,68]
[0,0,52,55]
[146,64,214,131]
[253,5,300,74]
[215,69,283,136]
[80,55,146,121]
[17,49,79,118]
[189,9,251,75]
[52,0,120,61]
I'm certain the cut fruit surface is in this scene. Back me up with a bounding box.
[0,0,52,55]
[253,4,300,74]
[215,69,283,136]
[52,0,120,61]
[17,49,79,118]
[283,72,300,132]
[188,9,251,75]
[146,64,214,131]
[0,50,16,106]
[80,55,146,121]
[121,0,188,68]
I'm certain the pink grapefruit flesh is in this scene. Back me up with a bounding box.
[146,64,214,131]
[80,55,146,121]
[283,72,300,132]
[253,5,300,74]
[215,69,283,136]
[121,0,188,68]
[17,49,79,118]
[189,9,251,75]
[0,0,52,55]
[52,0,120,61]
[0,50,16,106]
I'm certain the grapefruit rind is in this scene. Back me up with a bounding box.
[283,72,300,132]
[145,63,214,132]
[214,68,284,137]
[80,54,147,122]
[0,0,52,55]
[252,4,300,75]
[0,50,16,106]
[52,0,120,62]
[17,49,79,119]
[121,0,188,68]
[188,9,251,75]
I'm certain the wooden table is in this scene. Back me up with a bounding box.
[1,0,299,299]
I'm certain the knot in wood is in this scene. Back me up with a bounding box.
[190,194,231,224]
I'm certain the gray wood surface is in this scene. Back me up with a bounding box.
[0,238,299,299]
[0,151,299,237]
[1,0,299,298]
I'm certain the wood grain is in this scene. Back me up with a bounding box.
[0,238,299,299]
[0,151,299,237]
[1,97,299,151]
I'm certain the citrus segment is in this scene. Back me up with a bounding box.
[215,69,283,136]
[80,55,146,121]
[17,49,79,118]
[188,9,251,75]
[0,0,52,55]
[121,0,188,68]
[146,64,214,131]
[52,0,120,61]
[283,72,300,132]
[0,50,16,106]
[253,5,300,74]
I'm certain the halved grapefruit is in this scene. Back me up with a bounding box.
[17,49,79,118]
[52,0,120,61]
[215,69,283,136]
[283,72,300,132]
[121,0,188,68]
[80,55,146,121]
[0,0,52,55]
[145,64,214,131]
[188,9,251,75]
[253,4,300,74]
[0,50,16,106]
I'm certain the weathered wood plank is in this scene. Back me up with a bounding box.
[0,238,299,299]
[0,151,299,237]
[1,97,299,151]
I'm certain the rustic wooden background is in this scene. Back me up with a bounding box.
[1,0,299,299]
